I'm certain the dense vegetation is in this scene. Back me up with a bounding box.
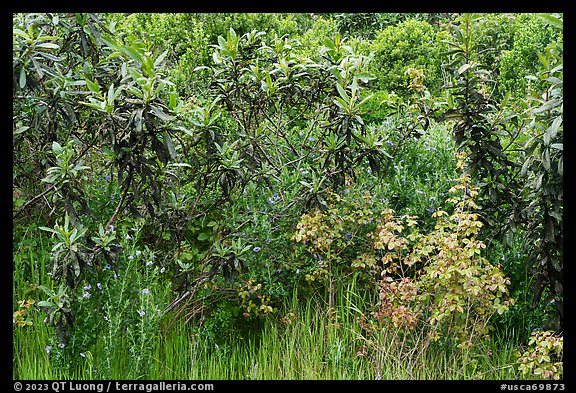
[13,12,563,381]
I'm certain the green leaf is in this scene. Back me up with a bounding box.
[197,232,211,241]
[19,68,26,89]
[154,50,168,68]
[36,42,59,50]
[37,301,56,308]
[85,79,100,94]
[123,45,144,64]
[336,83,350,103]
[151,105,175,122]
[457,63,471,75]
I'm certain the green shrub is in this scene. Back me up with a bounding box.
[497,14,560,97]
[362,19,450,98]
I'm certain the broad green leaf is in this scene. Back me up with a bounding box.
[336,83,349,103]
[154,50,168,68]
[37,301,56,308]
[85,79,100,94]
[36,42,59,50]
[19,68,26,89]
[38,226,59,235]
[197,232,211,241]
[457,63,471,75]
[123,45,144,63]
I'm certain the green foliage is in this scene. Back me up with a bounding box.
[516,331,563,379]
[515,24,563,330]
[498,14,561,97]
[13,12,563,380]
[363,19,450,98]
[441,13,524,234]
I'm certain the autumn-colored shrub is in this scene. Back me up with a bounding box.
[292,152,514,350]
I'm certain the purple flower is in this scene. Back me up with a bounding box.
[97,283,102,290]
[104,175,111,181]
[83,284,91,291]
[253,246,261,252]
[58,343,65,349]
[45,345,51,354]
[141,288,149,295]
[137,310,145,317]
[160,267,165,274]
[83,292,91,299]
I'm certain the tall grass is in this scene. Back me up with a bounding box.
[13,232,522,380]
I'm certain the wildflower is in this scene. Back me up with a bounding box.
[104,264,111,270]
[58,343,65,349]
[103,316,109,321]
[111,195,115,200]
[135,250,141,256]
[142,288,149,295]
[83,284,92,291]
[97,283,102,291]
[128,255,134,260]
[45,345,51,354]
[106,224,115,233]
[83,292,91,299]
[268,193,280,204]
[126,234,132,241]
[253,246,261,252]
[160,267,165,274]
[386,140,394,146]
[146,261,153,267]
[137,310,145,317]
[80,352,85,358]
[104,175,111,181]
[296,269,300,274]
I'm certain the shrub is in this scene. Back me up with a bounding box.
[497,14,560,97]
[516,331,563,379]
[363,19,450,98]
